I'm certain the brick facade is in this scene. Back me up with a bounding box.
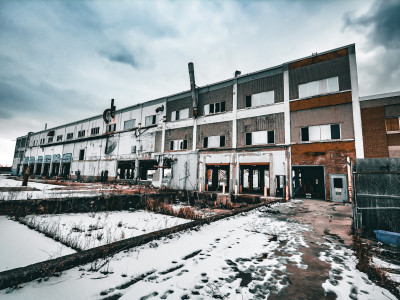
[164,127,194,152]
[361,106,389,158]
[197,85,233,116]
[197,121,232,149]
[291,141,356,201]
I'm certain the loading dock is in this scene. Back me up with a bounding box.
[118,161,135,179]
[239,163,270,195]
[138,159,158,181]
[205,164,230,192]
[292,166,325,200]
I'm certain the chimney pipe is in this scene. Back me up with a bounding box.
[45,123,47,130]
[188,62,198,117]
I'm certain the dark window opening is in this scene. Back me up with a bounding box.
[221,101,226,112]
[215,102,220,113]
[268,130,275,144]
[246,96,252,108]
[203,137,208,148]
[333,178,343,188]
[79,149,85,161]
[331,124,340,139]
[301,127,309,142]
[183,139,188,149]
[170,141,174,150]
[209,103,215,114]
[176,111,180,120]
[246,132,252,145]
[220,136,225,147]
[67,133,73,140]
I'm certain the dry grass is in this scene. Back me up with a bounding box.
[352,234,400,298]
[144,199,202,220]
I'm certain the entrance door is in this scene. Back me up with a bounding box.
[61,163,71,179]
[205,164,229,192]
[329,174,348,202]
[292,166,325,199]
[240,164,269,195]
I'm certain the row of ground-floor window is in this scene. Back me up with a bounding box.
[14,161,349,202]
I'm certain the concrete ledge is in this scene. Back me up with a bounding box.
[0,202,271,290]
[0,193,174,217]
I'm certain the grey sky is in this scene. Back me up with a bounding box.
[1,0,399,166]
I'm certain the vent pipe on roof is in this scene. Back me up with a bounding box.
[188,62,198,117]
[234,70,241,77]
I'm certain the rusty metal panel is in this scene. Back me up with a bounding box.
[237,73,284,109]
[237,113,284,147]
[197,121,232,149]
[166,96,192,122]
[289,56,351,100]
[164,127,193,152]
[290,103,354,143]
[197,85,233,116]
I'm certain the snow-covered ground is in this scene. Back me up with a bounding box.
[0,175,60,190]
[0,175,103,200]
[0,216,75,272]
[372,256,400,284]
[2,207,396,299]
[20,211,191,250]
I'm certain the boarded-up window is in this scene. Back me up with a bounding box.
[386,118,400,132]
[298,77,339,98]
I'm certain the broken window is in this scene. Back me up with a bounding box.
[203,136,223,148]
[91,127,100,135]
[48,137,53,143]
[170,139,188,150]
[246,130,275,145]
[298,77,339,98]
[204,101,226,115]
[78,130,85,138]
[124,119,136,130]
[301,124,341,142]
[66,133,73,140]
[40,138,45,145]
[106,124,116,133]
[145,115,157,126]
[56,135,63,141]
[171,108,189,121]
[250,91,274,107]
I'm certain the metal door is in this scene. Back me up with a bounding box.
[329,174,348,202]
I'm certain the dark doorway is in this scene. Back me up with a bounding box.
[35,164,42,176]
[292,166,325,199]
[29,164,34,175]
[138,160,158,181]
[61,163,71,179]
[118,161,135,180]
[42,163,50,177]
[205,164,230,192]
[240,164,270,195]
[51,163,60,177]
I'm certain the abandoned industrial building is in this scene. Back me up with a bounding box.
[11,44,400,201]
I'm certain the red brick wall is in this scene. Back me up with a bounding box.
[361,106,389,158]
[291,141,356,201]
[388,133,400,146]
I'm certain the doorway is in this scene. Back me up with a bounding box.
[61,163,71,179]
[205,164,230,192]
[35,164,42,176]
[51,163,60,177]
[118,161,135,179]
[138,160,158,181]
[239,164,270,195]
[329,174,348,202]
[292,166,325,199]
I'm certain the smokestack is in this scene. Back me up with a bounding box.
[45,123,47,130]
[188,62,198,117]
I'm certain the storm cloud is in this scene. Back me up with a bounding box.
[0,0,398,165]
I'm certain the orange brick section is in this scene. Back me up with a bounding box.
[361,106,389,158]
[291,141,356,201]
[290,92,352,112]
[289,48,348,70]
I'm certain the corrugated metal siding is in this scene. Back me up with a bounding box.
[198,85,233,116]
[237,73,284,109]
[237,113,284,146]
[197,121,232,149]
[289,56,351,100]
[166,96,193,122]
[291,103,354,143]
[164,127,193,152]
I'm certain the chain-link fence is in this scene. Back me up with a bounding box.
[353,158,400,233]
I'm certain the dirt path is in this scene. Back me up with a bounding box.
[269,199,353,299]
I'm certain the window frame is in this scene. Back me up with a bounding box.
[204,101,226,116]
[301,123,341,142]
